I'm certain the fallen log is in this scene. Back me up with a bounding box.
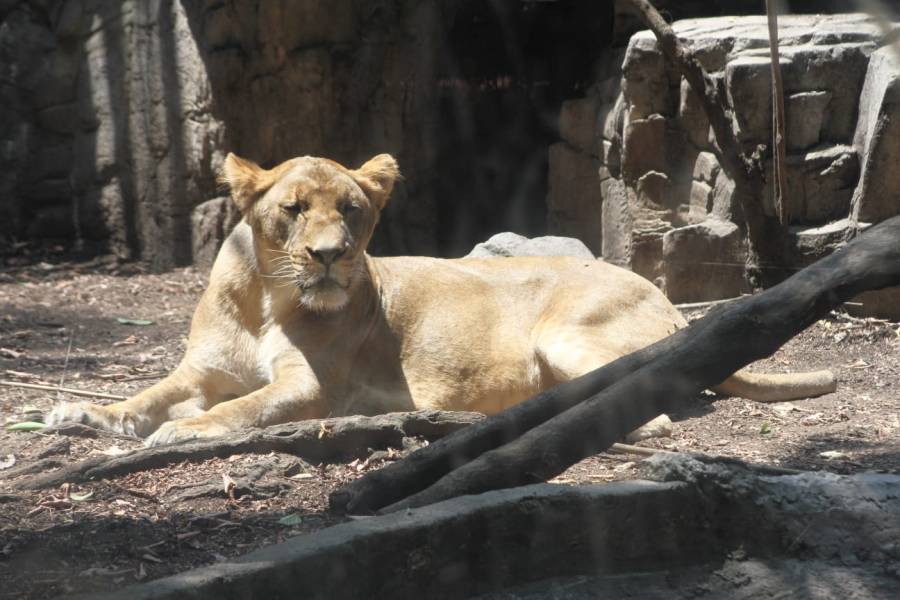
[333,214,900,513]
[9,410,482,490]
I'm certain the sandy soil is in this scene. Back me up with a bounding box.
[0,249,898,599]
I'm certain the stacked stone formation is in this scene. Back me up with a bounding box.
[547,13,900,310]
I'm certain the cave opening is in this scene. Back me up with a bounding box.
[432,0,613,257]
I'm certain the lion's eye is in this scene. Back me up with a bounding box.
[339,203,360,216]
[281,202,306,215]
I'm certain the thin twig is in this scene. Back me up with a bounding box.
[674,295,747,310]
[609,442,669,456]
[99,372,166,382]
[766,0,789,225]
[0,380,127,401]
[58,332,74,401]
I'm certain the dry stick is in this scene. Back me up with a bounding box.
[10,411,483,490]
[0,380,127,401]
[377,215,900,513]
[766,0,789,226]
[608,442,668,457]
[675,295,746,310]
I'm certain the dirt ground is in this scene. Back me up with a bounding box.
[0,248,898,599]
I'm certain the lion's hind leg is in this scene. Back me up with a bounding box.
[535,328,670,441]
[535,327,621,384]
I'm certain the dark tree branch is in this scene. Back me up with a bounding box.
[624,0,747,181]
[10,411,482,490]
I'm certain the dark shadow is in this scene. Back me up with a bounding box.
[100,6,141,260]
[778,435,900,474]
[154,0,192,266]
[0,500,344,598]
[666,392,717,421]
[433,0,613,256]
[0,301,183,384]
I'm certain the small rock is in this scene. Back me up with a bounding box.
[800,412,824,426]
[621,114,667,182]
[819,450,848,460]
[785,90,832,151]
[545,142,603,253]
[626,414,673,442]
[36,439,71,459]
[559,96,599,155]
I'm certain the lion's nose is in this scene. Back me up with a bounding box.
[306,244,346,266]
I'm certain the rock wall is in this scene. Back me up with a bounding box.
[548,13,900,311]
[1,0,617,270]
[1,1,226,268]
[0,0,445,269]
[6,1,900,292]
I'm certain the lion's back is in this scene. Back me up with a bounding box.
[367,254,684,413]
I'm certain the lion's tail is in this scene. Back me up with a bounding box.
[712,368,836,403]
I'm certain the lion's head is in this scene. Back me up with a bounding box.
[221,153,400,312]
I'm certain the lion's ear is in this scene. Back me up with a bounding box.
[353,154,401,210]
[220,153,268,213]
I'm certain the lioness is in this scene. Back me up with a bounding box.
[48,153,835,446]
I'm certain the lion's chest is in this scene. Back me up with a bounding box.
[254,326,300,382]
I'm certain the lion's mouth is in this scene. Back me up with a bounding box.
[288,257,362,295]
[297,271,350,291]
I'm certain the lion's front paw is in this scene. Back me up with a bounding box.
[144,417,230,447]
[46,402,147,437]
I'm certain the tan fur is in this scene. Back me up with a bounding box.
[47,154,836,446]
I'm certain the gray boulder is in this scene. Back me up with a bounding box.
[467,232,595,260]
